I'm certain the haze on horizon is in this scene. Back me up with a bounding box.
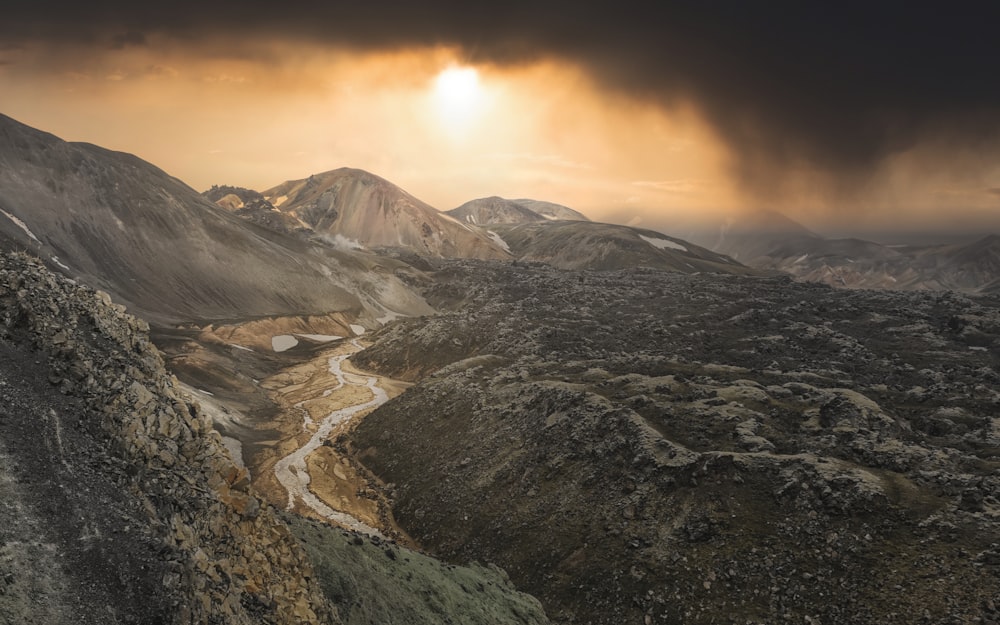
[2,1,1000,239]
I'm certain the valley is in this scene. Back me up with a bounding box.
[2,111,1000,624]
[258,339,409,539]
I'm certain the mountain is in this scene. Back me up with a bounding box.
[679,209,820,263]
[511,198,589,221]
[446,196,589,225]
[486,220,763,274]
[264,168,510,260]
[446,196,547,225]
[0,114,429,325]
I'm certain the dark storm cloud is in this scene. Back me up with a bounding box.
[110,31,147,50]
[5,1,1000,191]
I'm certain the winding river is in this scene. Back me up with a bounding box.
[272,339,388,536]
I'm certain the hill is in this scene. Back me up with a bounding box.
[264,168,509,260]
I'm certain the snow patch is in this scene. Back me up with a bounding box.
[50,256,70,270]
[486,230,511,252]
[229,344,254,352]
[639,234,687,252]
[0,209,41,243]
[541,213,557,220]
[349,324,366,336]
[793,254,810,264]
[271,335,299,352]
[969,346,988,352]
[272,194,289,207]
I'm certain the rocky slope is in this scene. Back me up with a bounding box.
[0,114,428,325]
[350,259,1000,625]
[0,252,335,624]
[487,220,765,274]
[510,199,589,222]
[263,168,509,260]
[0,252,552,625]
[203,185,310,237]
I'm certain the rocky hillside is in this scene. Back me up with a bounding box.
[510,199,589,222]
[0,251,552,625]
[203,184,310,237]
[0,252,335,624]
[446,197,589,227]
[350,260,1000,625]
[263,168,509,260]
[736,234,1000,293]
[447,196,547,225]
[0,114,427,325]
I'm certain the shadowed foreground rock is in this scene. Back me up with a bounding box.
[0,252,336,624]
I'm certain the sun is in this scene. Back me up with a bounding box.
[432,66,485,135]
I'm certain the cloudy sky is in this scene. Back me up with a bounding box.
[3,1,1000,236]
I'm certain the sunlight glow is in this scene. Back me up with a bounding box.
[433,66,482,133]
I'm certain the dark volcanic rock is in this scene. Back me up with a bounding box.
[351,260,1000,625]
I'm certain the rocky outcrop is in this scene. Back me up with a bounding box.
[0,252,336,624]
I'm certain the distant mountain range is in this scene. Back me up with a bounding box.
[5,111,997,304]
[682,210,1000,294]
[207,171,757,276]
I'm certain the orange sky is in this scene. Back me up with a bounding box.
[2,40,1000,236]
